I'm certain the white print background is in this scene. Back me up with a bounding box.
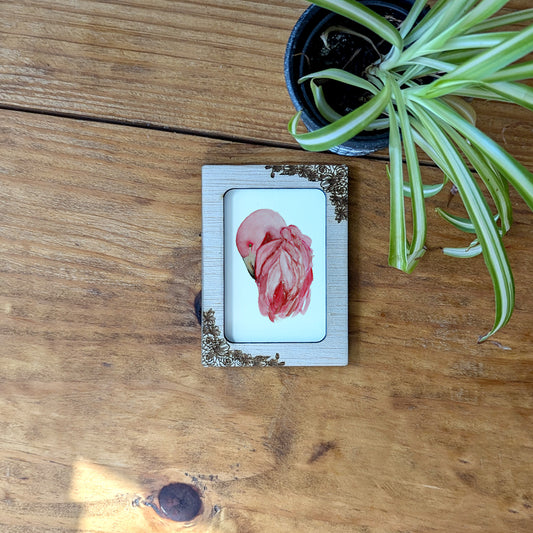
[224,188,326,343]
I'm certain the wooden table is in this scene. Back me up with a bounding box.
[0,1,532,531]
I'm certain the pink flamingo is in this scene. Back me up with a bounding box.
[236,209,286,278]
[236,209,313,321]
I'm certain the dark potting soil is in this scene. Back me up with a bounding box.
[302,8,404,116]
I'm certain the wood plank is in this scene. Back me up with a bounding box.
[1,0,532,166]
[0,109,532,532]
[0,0,300,145]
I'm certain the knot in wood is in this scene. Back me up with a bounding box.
[158,482,202,522]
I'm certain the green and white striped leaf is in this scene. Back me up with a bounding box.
[484,61,533,83]
[440,121,513,233]
[436,209,478,234]
[414,97,533,211]
[401,0,509,63]
[389,78,426,266]
[441,31,517,52]
[299,68,379,95]
[409,98,515,342]
[386,95,408,271]
[427,24,533,88]
[479,81,533,111]
[404,0,477,48]
[418,0,513,55]
[467,8,533,33]
[403,181,446,199]
[309,81,342,122]
[309,0,402,49]
[288,83,391,151]
[398,0,429,38]
[443,242,483,258]
[441,95,477,125]
[436,208,501,234]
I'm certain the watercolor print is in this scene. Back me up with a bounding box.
[235,208,313,322]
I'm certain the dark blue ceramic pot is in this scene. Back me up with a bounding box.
[284,0,418,156]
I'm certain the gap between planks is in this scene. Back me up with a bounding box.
[0,103,408,166]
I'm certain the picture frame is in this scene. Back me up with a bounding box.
[202,164,348,367]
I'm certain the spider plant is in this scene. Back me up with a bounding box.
[288,0,533,341]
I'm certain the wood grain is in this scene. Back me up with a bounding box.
[0,110,532,532]
[0,0,532,166]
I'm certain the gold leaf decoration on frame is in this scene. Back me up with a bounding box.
[202,309,285,367]
[266,164,348,222]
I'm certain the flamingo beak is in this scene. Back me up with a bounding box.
[243,250,256,279]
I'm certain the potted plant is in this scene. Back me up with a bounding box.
[285,0,423,155]
[286,0,533,341]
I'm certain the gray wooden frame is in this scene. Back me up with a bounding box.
[202,164,348,367]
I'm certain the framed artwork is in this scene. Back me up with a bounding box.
[201,164,348,366]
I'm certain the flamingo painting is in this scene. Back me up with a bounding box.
[236,208,313,322]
